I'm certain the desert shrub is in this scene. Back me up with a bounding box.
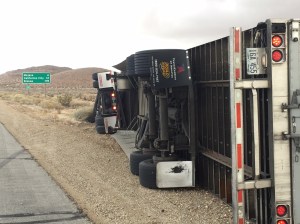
[57,93,73,107]
[73,106,94,121]
[83,94,95,101]
[20,97,35,105]
[0,92,10,100]
[33,98,42,105]
[33,94,41,98]
[70,99,91,108]
[74,92,83,99]
[10,93,42,105]
[40,100,63,110]
[73,92,95,101]
[13,94,25,103]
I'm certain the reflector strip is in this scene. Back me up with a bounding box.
[238,190,243,203]
[231,27,244,224]
[236,103,241,128]
[237,144,242,169]
[235,29,240,53]
[235,68,241,80]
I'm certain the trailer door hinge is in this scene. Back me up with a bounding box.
[238,179,272,190]
[282,132,300,140]
[282,132,300,152]
[281,89,300,111]
[281,103,300,112]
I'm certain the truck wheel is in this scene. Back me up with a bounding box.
[87,93,99,123]
[93,80,99,89]
[96,126,106,134]
[134,51,152,76]
[107,126,117,134]
[92,73,98,80]
[126,54,135,76]
[139,159,157,189]
[130,151,153,175]
[95,114,104,126]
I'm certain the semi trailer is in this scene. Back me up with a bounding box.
[92,18,300,224]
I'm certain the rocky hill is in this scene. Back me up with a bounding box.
[0,65,107,89]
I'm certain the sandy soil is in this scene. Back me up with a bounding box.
[0,99,232,224]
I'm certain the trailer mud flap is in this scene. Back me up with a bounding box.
[156,161,194,188]
[103,116,117,133]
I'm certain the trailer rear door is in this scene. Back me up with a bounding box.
[288,19,300,224]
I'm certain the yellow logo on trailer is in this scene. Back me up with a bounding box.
[159,62,170,79]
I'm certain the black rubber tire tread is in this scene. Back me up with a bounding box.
[134,64,150,68]
[86,93,98,123]
[107,126,117,134]
[126,55,135,76]
[134,51,153,76]
[130,151,153,175]
[139,159,157,189]
[93,80,99,89]
[95,114,104,126]
[96,126,106,134]
[92,73,98,81]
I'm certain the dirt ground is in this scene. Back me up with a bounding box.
[0,99,232,224]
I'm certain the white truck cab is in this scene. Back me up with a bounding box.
[96,71,118,134]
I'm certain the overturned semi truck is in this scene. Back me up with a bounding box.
[92,19,300,224]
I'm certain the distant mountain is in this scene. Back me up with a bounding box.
[51,67,108,88]
[0,65,107,89]
[0,65,72,77]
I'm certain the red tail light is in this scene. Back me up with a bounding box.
[277,220,288,224]
[112,106,117,110]
[272,50,283,62]
[277,205,287,217]
[272,35,283,47]
[111,93,115,97]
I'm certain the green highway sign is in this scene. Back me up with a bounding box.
[22,72,51,84]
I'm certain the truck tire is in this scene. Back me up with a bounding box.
[86,94,98,123]
[130,151,153,175]
[107,126,117,134]
[92,73,98,80]
[95,114,104,126]
[126,54,135,76]
[96,126,106,134]
[139,159,157,189]
[93,80,99,89]
[134,51,153,76]
[95,113,106,134]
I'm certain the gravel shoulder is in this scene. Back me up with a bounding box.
[0,99,232,224]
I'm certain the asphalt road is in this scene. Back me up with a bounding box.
[0,123,91,224]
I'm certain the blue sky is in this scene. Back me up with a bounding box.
[0,0,300,74]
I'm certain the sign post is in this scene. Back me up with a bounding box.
[25,85,31,95]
